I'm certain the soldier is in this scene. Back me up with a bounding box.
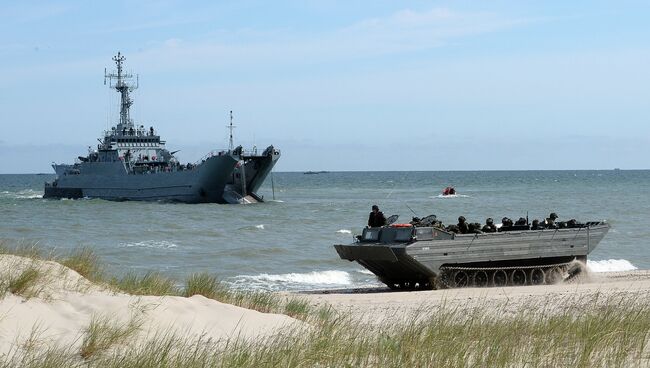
[482,218,497,233]
[368,205,386,227]
[469,222,483,234]
[515,217,527,226]
[457,216,469,234]
[446,224,460,233]
[545,212,559,229]
[531,219,542,230]
[501,217,513,228]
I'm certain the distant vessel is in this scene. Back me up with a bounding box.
[303,171,329,175]
[44,52,280,203]
[442,186,456,196]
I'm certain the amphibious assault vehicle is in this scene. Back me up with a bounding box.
[334,216,609,289]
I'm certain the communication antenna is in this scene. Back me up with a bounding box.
[104,52,138,129]
[227,110,237,151]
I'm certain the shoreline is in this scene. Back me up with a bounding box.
[294,269,650,323]
[1,251,649,366]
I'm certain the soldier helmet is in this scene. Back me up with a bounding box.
[502,217,509,223]
[549,212,558,219]
[458,216,466,223]
[532,219,539,225]
[486,218,493,224]
[372,205,379,211]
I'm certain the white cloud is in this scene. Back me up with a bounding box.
[127,7,534,72]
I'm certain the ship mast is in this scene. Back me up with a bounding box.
[227,110,236,151]
[104,52,138,129]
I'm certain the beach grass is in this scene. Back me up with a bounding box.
[61,247,102,282]
[79,314,141,360]
[183,272,225,300]
[7,267,41,299]
[6,295,648,367]
[1,244,649,367]
[110,271,180,296]
[283,297,311,319]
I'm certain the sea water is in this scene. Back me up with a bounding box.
[0,170,647,291]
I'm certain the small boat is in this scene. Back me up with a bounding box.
[442,186,456,196]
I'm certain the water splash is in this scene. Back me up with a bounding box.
[336,229,352,234]
[587,259,637,272]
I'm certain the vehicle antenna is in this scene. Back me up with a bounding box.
[526,211,529,225]
[405,203,418,217]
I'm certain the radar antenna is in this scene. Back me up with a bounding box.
[104,52,138,130]
[227,110,237,151]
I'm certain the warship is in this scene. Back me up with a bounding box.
[43,53,280,203]
[334,215,609,289]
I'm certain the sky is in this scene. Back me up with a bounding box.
[1,0,649,173]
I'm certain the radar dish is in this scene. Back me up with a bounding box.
[386,214,399,225]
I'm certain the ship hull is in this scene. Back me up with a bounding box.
[44,154,238,203]
[223,146,281,203]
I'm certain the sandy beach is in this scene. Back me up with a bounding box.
[1,252,648,366]
[298,269,650,323]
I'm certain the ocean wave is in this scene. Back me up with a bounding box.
[587,259,637,273]
[336,229,352,234]
[119,240,178,249]
[238,224,265,231]
[230,270,352,291]
[0,189,43,199]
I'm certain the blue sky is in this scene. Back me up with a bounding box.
[1,1,649,173]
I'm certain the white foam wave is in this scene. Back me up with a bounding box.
[255,224,265,230]
[587,259,637,273]
[336,229,352,234]
[1,189,43,199]
[120,240,178,249]
[431,194,471,199]
[232,270,352,291]
[356,269,374,275]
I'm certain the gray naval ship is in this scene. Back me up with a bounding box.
[44,53,280,203]
[334,215,609,289]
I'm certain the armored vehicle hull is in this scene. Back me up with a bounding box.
[334,222,609,289]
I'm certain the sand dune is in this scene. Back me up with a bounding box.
[0,254,301,357]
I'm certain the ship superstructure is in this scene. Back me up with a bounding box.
[44,52,280,203]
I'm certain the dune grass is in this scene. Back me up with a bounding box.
[1,243,649,366]
[110,271,180,296]
[79,314,142,360]
[7,267,41,299]
[283,297,312,319]
[60,247,102,282]
[4,295,648,368]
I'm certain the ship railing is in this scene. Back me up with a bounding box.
[193,149,230,166]
[191,148,265,166]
